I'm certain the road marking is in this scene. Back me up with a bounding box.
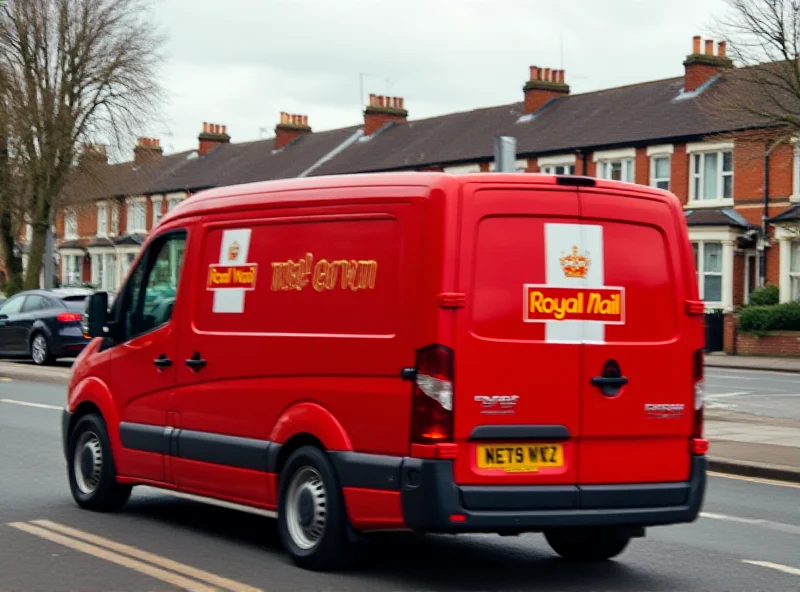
[701,512,800,535]
[0,377,12,382]
[32,520,263,592]
[742,560,800,577]
[0,398,62,410]
[709,471,800,489]
[8,522,217,592]
[706,391,750,398]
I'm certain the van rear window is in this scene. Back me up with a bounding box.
[469,217,677,344]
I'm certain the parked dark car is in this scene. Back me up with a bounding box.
[0,288,94,365]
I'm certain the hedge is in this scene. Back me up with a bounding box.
[747,284,779,307]
[739,301,800,334]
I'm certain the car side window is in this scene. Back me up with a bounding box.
[21,295,46,313]
[0,295,26,315]
[123,231,187,341]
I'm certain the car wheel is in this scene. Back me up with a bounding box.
[277,446,357,571]
[544,527,632,561]
[67,413,132,512]
[30,332,53,366]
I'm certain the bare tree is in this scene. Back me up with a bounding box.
[710,0,800,132]
[0,0,165,289]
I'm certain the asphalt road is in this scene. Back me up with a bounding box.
[706,367,800,420]
[1,378,799,591]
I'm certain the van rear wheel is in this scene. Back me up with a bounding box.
[544,527,631,561]
[277,446,356,571]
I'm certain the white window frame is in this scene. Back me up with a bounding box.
[541,164,575,175]
[126,197,147,234]
[687,142,734,206]
[64,209,78,240]
[151,195,163,228]
[96,202,108,237]
[166,193,184,212]
[538,154,576,169]
[792,137,800,202]
[488,159,528,172]
[594,148,636,183]
[648,145,673,191]
[689,227,737,310]
[694,241,724,304]
[443,164,480,174]
[776,225,800,302]
[60,251,83,286]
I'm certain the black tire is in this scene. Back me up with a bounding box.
[544,527,631,561]
[66,413,132,512]
[277,446,357,571]
[30,332,54,366]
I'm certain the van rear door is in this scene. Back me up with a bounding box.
[577,186,699,484]
[452,182,583,486]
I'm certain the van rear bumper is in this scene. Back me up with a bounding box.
[399,455,707,534]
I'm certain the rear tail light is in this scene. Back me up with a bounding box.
[410,345,454,444]
[691,348,707,454]
[57,312,83,323]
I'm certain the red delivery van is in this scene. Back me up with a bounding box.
[62,172,707,570]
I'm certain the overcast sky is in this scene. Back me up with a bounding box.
[147,0,730,155]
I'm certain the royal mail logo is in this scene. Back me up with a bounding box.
[559,245,590,279]
[228,241,240,261]
[207,264,258,290]
[523,285,625,324]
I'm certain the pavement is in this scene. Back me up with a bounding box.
[2,378,800,591]
[705,352,800,373]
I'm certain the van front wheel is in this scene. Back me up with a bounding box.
[67,413,132,512]
[544,527,631,561]
[277,446,356,571]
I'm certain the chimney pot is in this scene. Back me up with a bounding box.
[693,35,701,54]
[718,40,727,57]
[303,115,308,126]
[399,97,404,109]
[530,66,538,81]
[544,67,551,81]
[202,122,208,133]
[369,93,376,106]
[705,39,714,55]
[221,125,227,135]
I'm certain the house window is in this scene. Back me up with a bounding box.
[790,242,800,300]
[597,159,634,183]
[650,156,670,190]
[61,254,82,285]
[691,151,733,201]
[65,211,78,239]
[97,203,108,236]
[693,241,723,303]
[542,164,575,175]
[152,197,163,228]
[167,196,182,212]
[126,199,146,233]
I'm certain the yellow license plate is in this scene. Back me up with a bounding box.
[477,443,564,473]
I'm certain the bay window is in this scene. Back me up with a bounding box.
[790,242,800,301]
[693,241,723,303]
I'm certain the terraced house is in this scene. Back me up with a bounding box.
[25,36,800,352]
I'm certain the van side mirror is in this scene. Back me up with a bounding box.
[87,291,108,338]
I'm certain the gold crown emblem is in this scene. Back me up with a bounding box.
[559,245,590,278]
[228,242,240,261]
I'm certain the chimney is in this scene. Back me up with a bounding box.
[363,94,408,136]
[133,137,163,164]
[198,122,231,157]
[684,36,733,93]
[274,112,312,150]
[523,65,570,113]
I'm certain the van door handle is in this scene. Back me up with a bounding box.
[590,375,628,397]
[185,352,206,371]
[153,355,172,369]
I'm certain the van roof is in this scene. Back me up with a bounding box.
[160,172,677,224]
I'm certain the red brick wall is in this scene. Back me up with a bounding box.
[732,252,745,307]
[685,63,721,92]
[769,142,794,197]
[524,90,567,114]
[635,148,649,185]
[733,138,764,199]
[737,332,800,356]
[671,144,689,205]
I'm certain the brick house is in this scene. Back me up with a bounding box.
[11,36,800,352]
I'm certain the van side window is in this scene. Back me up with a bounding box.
[122,231,187,341]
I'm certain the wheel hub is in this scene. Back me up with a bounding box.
[73,432,103,495]
[285,466,328,550]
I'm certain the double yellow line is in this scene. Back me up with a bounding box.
[9,519,263,592]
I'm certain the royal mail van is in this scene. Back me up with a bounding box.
[62,172,707,570]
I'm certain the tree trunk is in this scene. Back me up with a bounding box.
[0,210,24,295]
[23,222,47,290]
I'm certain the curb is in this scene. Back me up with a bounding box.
[708,457,800,484]
[704,358,800,374]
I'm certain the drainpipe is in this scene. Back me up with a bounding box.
[761,147,770,288]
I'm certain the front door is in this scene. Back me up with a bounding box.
[104,227,189,483]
